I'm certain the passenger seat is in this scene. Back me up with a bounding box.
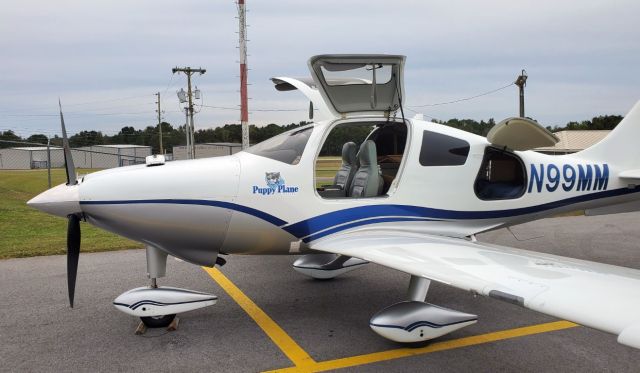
[349,140,384,198]
[333,142,357,191]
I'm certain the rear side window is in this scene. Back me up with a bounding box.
[474,147,526,200]
[419,131,470,166]
[246,126,313,165]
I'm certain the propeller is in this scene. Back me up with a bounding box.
[59,100,81,307]
[67,214,81,307]
[59,99,77,186]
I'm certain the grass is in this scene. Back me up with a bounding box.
[0,169,142,259]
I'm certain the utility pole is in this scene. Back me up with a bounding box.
[172,66,206,159]
[184,108,190,158]
[155,92,163,154]
[238,0,250,149]
[515,69,528,118]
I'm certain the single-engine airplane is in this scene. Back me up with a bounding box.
[28,55,640,348]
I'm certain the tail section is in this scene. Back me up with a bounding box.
[576,100,640,169]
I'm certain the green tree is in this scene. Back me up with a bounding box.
[0,130,23,148]
[27,134,49,145]
[69,130,105,147]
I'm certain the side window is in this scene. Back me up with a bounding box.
[245,126,313,165]
[419,131,469,166]
[474,147,526,200]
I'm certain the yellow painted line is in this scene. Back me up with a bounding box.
[202,267,317,369]
[264,320,578,373]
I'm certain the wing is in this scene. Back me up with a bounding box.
[310,229,640,349]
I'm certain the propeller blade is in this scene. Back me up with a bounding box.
[67,214,81,307]
[58,99,77,185]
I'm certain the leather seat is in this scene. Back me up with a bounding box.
[333,142,357,191]
[349,140,384,198]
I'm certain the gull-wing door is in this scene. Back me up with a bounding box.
[308,54,406,118]
[311,229,640,349]
[271,76,334,121]
[487,117,559,151]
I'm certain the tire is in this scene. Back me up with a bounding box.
[140,314,176,328]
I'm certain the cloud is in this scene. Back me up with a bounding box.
[0,0,638,137]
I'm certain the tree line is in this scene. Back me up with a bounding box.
[0,122,308,153]
[0,114,624,152]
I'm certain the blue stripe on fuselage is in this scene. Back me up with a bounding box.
[284,186,640,238]
[79,186,640,242]
[302,217,436,243]
[80,199,288,227]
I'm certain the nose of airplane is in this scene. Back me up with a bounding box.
[27,183,81,218]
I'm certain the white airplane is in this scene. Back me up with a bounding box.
[28,55,640,348]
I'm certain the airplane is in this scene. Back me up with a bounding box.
[27,54,640,348]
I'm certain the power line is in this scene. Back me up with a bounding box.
[200,104,307,112]
[61,94,153,107]
[0,99,155,117]
[200,105,240,111]
[409,82,514,108]
[0,110,153,118]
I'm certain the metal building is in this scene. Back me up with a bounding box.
[0,147,66,169]
[74,145,151,168]
[172,142,242,160]
[535,130,611,155]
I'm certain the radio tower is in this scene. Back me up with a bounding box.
[238,0,249,149]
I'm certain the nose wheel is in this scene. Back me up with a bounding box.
[140,314,176,328]
[115,246,218,334]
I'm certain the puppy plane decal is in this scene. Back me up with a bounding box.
[29,55,640,348]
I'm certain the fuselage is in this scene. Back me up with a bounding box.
[29,116,640,266]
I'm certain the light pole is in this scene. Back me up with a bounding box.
[515,70,528,118]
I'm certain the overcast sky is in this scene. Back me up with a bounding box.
[1,0,639,137]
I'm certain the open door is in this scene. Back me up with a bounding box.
[487,117,559,151]
[308,55,406,118]
[270,77,334,120]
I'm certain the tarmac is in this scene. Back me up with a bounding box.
[2,212,640,372]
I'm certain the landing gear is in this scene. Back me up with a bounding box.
[292,253,368,279]
[370,275,477,343]
[141,314,176,328]
[113,245,218,333]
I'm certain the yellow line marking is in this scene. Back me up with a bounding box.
[203,266,578,372]
[264,320,578,373]
[202,267,316,369]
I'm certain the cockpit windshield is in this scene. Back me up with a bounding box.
[245,125,313,165]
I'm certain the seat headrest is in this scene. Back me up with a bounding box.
[342,142,357,165]
[358,140,377,167]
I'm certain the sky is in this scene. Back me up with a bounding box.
[1,0,639,137]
